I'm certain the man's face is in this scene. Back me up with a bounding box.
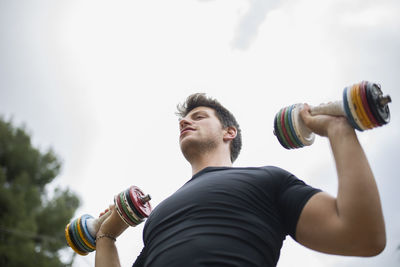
[179,106,225,158]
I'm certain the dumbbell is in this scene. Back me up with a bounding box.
[65,185,152,255]
[273,81,392,149]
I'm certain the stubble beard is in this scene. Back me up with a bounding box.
[180,136,218,163]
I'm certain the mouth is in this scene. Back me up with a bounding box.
[180,127,195,137]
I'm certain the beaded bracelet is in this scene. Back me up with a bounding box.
[96,233,117,243]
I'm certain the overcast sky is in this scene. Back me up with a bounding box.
[1,0,399,266]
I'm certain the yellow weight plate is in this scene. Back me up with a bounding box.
[354,83,373,129]
[349,84,367,130]
[77,217,96,250]
[65,223,88,256]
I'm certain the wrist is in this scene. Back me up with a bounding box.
[326,118,355,140]
[96,233,117,243]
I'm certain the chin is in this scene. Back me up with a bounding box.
[180,137,201,160]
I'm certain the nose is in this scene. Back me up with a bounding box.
[179,117,192,130]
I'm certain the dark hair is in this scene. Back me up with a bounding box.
[176,93,242,163]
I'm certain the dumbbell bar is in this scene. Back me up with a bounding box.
[274,81,392,149]
[65,186,152,256]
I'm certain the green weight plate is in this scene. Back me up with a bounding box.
[284,105,301,148]
[116,192,135,226]
[274,111,289,149]
[275,109,291,149]
[120,191,140,225]
[280,107,296,149]
[114,195,132,227]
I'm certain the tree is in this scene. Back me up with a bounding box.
[0,117,80,267]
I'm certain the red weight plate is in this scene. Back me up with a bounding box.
[280,107,296,149]
[360,81,379,127]
[130,186,152,218]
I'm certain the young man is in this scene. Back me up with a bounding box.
[95,93,386,267]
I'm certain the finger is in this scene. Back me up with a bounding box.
[299,103,312,124]
[99,208,109,217]
[98,209,113,224]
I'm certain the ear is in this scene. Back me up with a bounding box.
[223,126,237,142]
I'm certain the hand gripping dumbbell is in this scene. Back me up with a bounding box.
[273,81,392,149]
[65,185,152,255]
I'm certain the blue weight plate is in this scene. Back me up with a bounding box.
[80,214,96,248]
[342,87,362,131]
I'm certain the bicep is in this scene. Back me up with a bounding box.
[295,192,353,255]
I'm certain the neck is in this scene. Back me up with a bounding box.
[189,150,232,176]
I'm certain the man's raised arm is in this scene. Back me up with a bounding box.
[295,104,386,256]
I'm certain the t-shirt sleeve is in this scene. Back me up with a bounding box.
[132,247,146,267]
[273,167,322,241]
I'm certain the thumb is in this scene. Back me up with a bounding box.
[299,103,312,125]
[98,205,114,224]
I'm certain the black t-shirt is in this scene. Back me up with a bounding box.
[133,166,321,267]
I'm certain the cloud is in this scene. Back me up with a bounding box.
[231,0,280,49]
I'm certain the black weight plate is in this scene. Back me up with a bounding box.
[365,82,388,125]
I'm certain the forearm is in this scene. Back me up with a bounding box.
[95,237,121,267]
[328,126,386,251]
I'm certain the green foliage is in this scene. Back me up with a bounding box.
[0,117,80,267]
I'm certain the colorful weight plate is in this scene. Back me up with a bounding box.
[348,84,366,130]
[292,104,315,146]
[365,82,385,125]
[78,216,96,251]
[65,223,88,256]
[360,81,379,128]
[275,109,290,149]
[130,186,152,218]
[274,111,289,149]
[283,106,298,148]
[289,104,305,147]
[123,191,142,224]
[114,195,132,227]
[286,105,303,148]
[70,218,89,254]
[354,83,373,129]
[351,83,368,130]
[119,192,140,225]
[280,107,296,149]
[74,217,93,253]
[366,82,390,125]
[81,214,96,247]
[342,87,362,131]
[117,193,136,226]
[125,189,144,221]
